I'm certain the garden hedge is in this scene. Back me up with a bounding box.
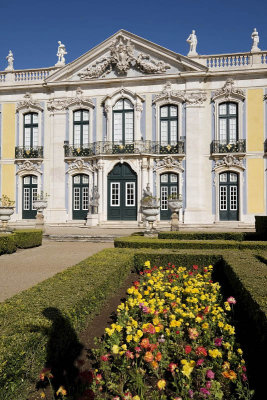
[158,231,265,241]
[0,248,134,400]
[114,236,267,250]
[0,229,42,256]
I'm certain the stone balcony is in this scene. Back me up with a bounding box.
[15,146,43,160]
[210,140,246,156]
[64,140,185,159]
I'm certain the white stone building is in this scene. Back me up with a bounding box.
[0,29,266,227]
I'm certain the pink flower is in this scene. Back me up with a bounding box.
[188,389,194,398]
[135,346,141,353]
[214,337,223,346]
[188,328,199,340]
[168,362,178,373]
[206,381,211,389]
[193,265,198,270]
[125,351,134,359]
[196,358,204,366]
[242,374,248,382]
[206,370,215,379]
[227,296,236,304]
[200,387,210,396]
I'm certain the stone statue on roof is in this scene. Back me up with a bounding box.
[56,41,67,66]
[251,28,261,53]
[187,30,198,57]
[5,50,14,71]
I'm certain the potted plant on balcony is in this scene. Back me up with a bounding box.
[168,193,183,231]
[0,195,15,231]
[141,184,160,235]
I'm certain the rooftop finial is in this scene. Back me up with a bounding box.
[187,30,198,57]
[251,28,260,53]
[5,50,14,71]
[55,41,67,67]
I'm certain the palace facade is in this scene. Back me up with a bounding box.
[0,29,266,227]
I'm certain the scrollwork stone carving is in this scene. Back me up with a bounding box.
[16,93,43,112]
[185,91,207,105]
[78,35,171,80]
[212,78,245,101]
[153,82,185,104]
[66,158,94,174]
[16,160,42,175]
[154,155,184,172]
[47,88,94,113]
[213,155,245,171]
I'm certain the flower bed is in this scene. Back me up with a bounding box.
[85,261,252,400]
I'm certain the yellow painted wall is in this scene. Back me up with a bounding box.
[1,103,16,200]
[247,89,264,152]
[1,164,15,201]
[247,158,265,214]
[2,103,16,159]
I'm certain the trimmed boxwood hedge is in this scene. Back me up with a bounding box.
[0,229,42,255]
[0,234,16,255]
[114,236,267,250]
[158,231,265,241]
[0,248,134,400]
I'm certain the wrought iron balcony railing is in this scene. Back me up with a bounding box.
[64,140,185,157]
[15,146,43,159]
[211,140,246,154]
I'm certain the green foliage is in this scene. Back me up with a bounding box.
[13,229,43,248]
[114,236,267,250]
[158,231,266,241]
[0,248,134,400]
[0,229,42,255]
[0,234,16,255]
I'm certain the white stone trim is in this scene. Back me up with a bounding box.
[102,88,145,142]
[68,104,94,146]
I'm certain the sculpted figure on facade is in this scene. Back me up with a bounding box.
[153,82,185,104]
[5,50,14,71]
[251,28,260,53]
[154,156,184,172]
[56,41,67,66]
[16,160,42,175]
[78,35,171,79]
[187,30,198,57]
[213,155,245,171]
[16,92,43,112]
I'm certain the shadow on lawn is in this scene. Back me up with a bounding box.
[36,307,83,396]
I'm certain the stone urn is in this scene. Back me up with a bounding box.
[33,199,48,227]
[0,207,15,231]
[168,195,183,231]
[141,197,160,234]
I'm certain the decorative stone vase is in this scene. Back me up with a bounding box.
[0,207,15,230]
[141,199,160,234]
[33,200,48,227]
[168,197,183,231]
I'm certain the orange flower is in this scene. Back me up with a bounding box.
[140,338,150,349]
[56,386,67,396]
[39,368,53,381]
[144,351,154,362]
[222,370,237,380]
[151,360,159,369]
[155,352,162,361]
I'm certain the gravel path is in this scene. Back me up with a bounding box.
[0,240,113,302]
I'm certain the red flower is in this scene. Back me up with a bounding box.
[185,345,192,354]
[196,346,207,357]
[196,358,204,366]
[193,265,198,270]
[141,338,150,349]
[100,354,110,362]
[204,306,210,314]
[133,281,140,287]
[155,352,162,361]
[135,346,141,353]
[168,362,177,373]
[125,350,134,359]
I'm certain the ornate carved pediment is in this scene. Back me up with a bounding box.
[153,82,185,104]
[213,155,245,171]
[78,35,171,79]
[16,160,42,175]
[154,155,184,172]
[66,158,94,174]
[212,79,245,102]
[16,93,43,112]
[47,88,94,113]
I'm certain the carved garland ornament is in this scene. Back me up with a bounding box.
[78,35,171,80]
[16,160,42,175]
[153,82,207,105]
[16,92,43,112]
[213,155,245,171]
[212,78,245,101]
[47,88,94,112]
[154,155,184,172]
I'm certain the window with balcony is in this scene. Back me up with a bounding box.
[160,105,179,154]
[112,99,134,153]
[15,112,43,159]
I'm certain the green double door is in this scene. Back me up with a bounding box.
[73,174,89,220]
[108,163,137,220]
[219,172,239,221]
[160,173,179,220]
[22,175,37,219]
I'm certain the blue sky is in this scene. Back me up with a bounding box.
[0,0,266,70]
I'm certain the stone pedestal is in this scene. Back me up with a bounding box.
[171,212,180,231]
[86,213,99,226]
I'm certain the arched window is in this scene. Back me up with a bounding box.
[24,113,38,149]
[160,105,178,146]
[219,102,238,144]
[113,99,134,144]
[73,109,89,148]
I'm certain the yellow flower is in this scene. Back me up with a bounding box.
[133,396,141,400]
[41,393,46,399]
[56,386,67,396]
[112,345,120,354]
[144,261,151,267]
[202,322,209,330]
[237,348,243,355]
[209,349,222,358]
[157,379,166,390]
[126,335,133,343]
